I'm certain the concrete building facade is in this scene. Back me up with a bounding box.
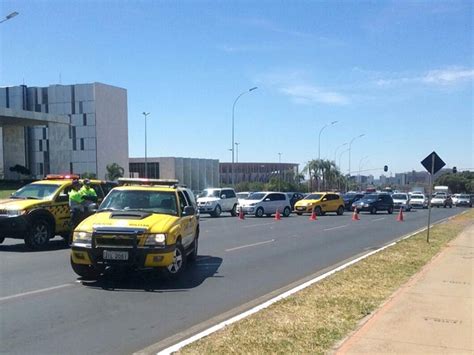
[219,162,299,185]
[129,157,219,192]
[0,83,128,180]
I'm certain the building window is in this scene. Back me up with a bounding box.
[83,114,87,126]
[70,162,73,173]
[80,138,84,151]
[39,140,43,152]
[73,139,76,151]
[42,127,46,139]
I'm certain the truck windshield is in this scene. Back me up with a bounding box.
[99,189,178,216]
[201,189,221,198]
[11,184,61,200]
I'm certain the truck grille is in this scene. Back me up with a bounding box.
[94,236,137,248]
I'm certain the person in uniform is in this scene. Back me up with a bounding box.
[68,179,85,234]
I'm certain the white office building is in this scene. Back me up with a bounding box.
[0,83,129,179]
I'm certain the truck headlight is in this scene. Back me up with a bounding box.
[145,233,166,246]
[72,231,92,247]
[6,209,26,216]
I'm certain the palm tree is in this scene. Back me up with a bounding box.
[106,163,124,181]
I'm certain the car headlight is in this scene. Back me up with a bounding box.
[72,231,92,247]
[145,233,166,246]
[363,204,369,207]
[6,209,26,216]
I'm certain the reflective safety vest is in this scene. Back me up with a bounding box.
[68,189,83,211]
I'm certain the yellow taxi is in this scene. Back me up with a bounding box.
[70,178,199,279]
[294,192,345,216]
[0,175,114,249]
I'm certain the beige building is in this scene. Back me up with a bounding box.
[129,157,219,192]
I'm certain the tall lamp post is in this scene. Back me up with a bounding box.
[339,148,350,191]
[235,142,240,163]
[358,155,369,187]
[334,142,348,169]
[0,11,19,24]
[142,112,150,178]
[232,87,257,186]
[278,152,282,191]
[317,120,338,190]
[348,134,365,176]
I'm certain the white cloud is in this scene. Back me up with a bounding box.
[422,68,474,85]
[279,85,349,105]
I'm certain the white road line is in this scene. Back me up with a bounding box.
[225,239,275,252]
[156,214,465,355]
[323,225,348,231]
[371,217,386,222]
[242,222,275,228]
[0,283,73,303]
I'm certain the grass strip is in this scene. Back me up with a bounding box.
[0,189,16,199]
[180,210,473,354]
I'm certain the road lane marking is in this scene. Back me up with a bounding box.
[372,217,386,222]
[225,239,275,252]
[242,222,275,228]
[323,225,348,231]
[0,283,74,303]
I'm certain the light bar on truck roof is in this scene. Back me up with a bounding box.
[117,178,185,187]
[45,174,80,180]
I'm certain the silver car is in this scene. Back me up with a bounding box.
[409,193,428,209]
[237,192,292,217]
[392,193,412,211]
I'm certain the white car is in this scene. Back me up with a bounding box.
[237,191,292,217]
[197,188,238,217]
[236,191,252,205]
[409,193,428,209]
[453,194,472,207]
[391,193,412,211]
[431,193,453,208]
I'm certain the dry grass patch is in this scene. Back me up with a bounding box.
[180,210,473,355]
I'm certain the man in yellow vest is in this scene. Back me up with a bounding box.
[68,179,85,241]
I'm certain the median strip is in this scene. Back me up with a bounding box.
[171,210,472,354]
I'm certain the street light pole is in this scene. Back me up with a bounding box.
[0,11,19,24]
[142,112,150,178]
[317,121,338,191]
[334,142,348,168]
[278,152,282,191]
[358,155,369,187]
[235,142,240,163]
[232,87,257,187]
[348,134,365,176]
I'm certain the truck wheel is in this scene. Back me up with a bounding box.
[370,206,377,214]
[337,206,344,215]
[315,206,323,216]
[0,237,4,244]
[164,242,186,279]
[25,219,52,249]
[212,205,222,217]
[230,204,237,217]
[70,257,101,279]
[283,207,291,217]
[255,207,264,218]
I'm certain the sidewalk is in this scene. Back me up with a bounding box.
[335,224,473,355]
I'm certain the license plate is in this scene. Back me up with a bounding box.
[103,250,128,260]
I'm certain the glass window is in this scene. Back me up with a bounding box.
[11,183,61,200]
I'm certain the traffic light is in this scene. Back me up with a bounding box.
[452,166,457,174]
[383,165,388,172]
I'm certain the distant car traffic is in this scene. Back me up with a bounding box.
[237,192,291,217]
[197,188,238,217]
[352,193,394,214]
[294,192,345,216]
[391,193,412,211]
[342,192,365,211]
[236,191,252,205]
[409,193,428,209]
[430,193,453,208]
[452,194,472,207]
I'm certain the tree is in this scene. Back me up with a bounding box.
[105,163,124,181]
[435,171,473,194]
[9,164,31,177]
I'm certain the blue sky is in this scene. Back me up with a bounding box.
[1,0,472,176]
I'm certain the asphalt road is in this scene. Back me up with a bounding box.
[0,207,464,354]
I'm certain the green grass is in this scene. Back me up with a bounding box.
[180,210,473,354]
[0,189,16,199]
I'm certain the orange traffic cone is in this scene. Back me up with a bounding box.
[239,208,245,220]
[309,208,317,221]
[274,208,282,221]
[352,208,360,221]
[397,208,404,222]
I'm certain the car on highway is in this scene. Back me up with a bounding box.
[293,192,345,216]
[391,193,412,211]
[452,194,472,207]
[409,193,428,209]
[236,191,252,205]
[342,192,365,211]
[430,193,453,208]
[352,193,394,214]
[70,178,199,279]
[237,191,291,217]
[286,192,305,209]
[196,188,238,217]
[0,175,114,249]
